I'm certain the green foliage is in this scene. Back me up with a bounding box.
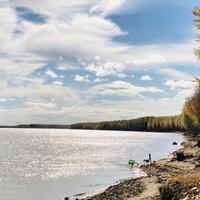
[183,113,196,134]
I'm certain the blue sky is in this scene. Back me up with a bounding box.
[111,0,195,44]
[0,0,199,125]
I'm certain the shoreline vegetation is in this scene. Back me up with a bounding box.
[0,124,71,129]
[70,115,184,132]
[0,115,185,132]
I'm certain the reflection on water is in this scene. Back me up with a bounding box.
[0,129,184,200]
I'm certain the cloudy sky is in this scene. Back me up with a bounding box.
[0,0,199,125]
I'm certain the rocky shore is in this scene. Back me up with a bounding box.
[80,135,200,200]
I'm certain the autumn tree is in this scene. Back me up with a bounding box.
[183,85,200,135]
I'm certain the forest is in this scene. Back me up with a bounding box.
[71,116,184,132]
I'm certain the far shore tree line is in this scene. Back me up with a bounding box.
[71,8,200,136]
[71,84,200,135]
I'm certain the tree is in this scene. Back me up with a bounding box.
[182,82,200,135]
[183,113,196,133]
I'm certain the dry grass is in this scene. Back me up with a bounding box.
[167,172,200,187]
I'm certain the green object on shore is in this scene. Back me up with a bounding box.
[128,159,137,166]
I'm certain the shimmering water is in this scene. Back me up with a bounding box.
[0,129,184,200]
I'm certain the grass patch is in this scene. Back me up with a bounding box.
[160,172,200,200]
[167,172,200,187]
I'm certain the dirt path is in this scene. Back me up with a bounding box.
[128,176,160,200]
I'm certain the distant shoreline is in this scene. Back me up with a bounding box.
[0,124,71,129]
[0,115,185,133]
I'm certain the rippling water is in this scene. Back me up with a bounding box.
[0,128,184,200]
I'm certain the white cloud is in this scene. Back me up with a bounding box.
[25,100,57,109]
[14,0,94,17]
[94,56,101,60]
[165,80,195,104]
[90,0,133,16]
[22,15,127,62]
[53,81,63,85]
[21,18,196,70]
[0,0,197,125]
[88,81,163,98]
[158,68,193,80]
[165,80,195,90]
[45,69,59,78]
[0,5,17,47]
[0,78,81,106]
[86,61,126,77]
[93,78,109,83]
[0,98,6,102]
[14,0,136,19]
[0,94,187,125]
[0,56,46,78]
[74,74,89,82]
[140,75,153,81]
[175,88,195,101]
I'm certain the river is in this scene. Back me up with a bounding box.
[0,128,184,200]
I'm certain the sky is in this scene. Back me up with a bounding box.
[0,0,199,125]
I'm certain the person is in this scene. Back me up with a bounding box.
[149,153,152,164]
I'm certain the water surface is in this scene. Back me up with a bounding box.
[0,129,184,200]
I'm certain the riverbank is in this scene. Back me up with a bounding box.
[82,135,200,200]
